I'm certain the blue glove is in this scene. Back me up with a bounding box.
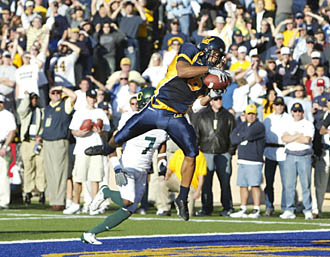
[114,168,128,187]
[208,67,231,83]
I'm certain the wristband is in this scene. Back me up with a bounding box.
[110,156,121,171]
[158,153,167,158]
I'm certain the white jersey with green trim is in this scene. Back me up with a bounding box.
[118,112,168,172]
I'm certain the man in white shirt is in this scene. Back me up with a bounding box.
[15,52,40,102]
[280,103,314,220]
[0,94,16,209]
[49,40,81,89]
[263,96,291,216]
[63,89,110,215]
[0,52,16,112]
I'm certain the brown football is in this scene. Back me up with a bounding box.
[93,119,104,130]
[80,119,92,131]
[204,74,230,90]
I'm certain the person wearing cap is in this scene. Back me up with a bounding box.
[0,51,16,113]
[314,96,330,218]
[66,1,91,29]
[274,46,301,90]
[230,104,265,218]
[280,103,314,220]
[0,93,16,209]
[265,33,284,61]
[41,85,76,211]
[164,0,193,37]
[49,40,81,89]
[192,95,236,217]
[229,45,251,73]
[162,38,182,67]
[15,51,40,104]
[63,88,110,215]
[230,29,251,52]
[311,76,330,97]
[284,84,313,121]
[105,57,145,91]
[288,21,309,62]
[17,91,45,206]
[17,1,53,52]
[298,37,317,70]
[263,96,291,216]
[161,18,188,52]
[197,14,235,51]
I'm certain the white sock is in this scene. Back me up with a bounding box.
[240,205,247,211]
[253,206,260,212]
[66,199,73,208]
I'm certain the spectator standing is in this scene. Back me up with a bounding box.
[17,92,45,205]
[49,40,81,89]
[0,93,16,209]
[263,96,291,216]
[114,0,146,72]
[0,51,16,113]
[142,53,167,88]
[198,15,235,51]
[165,0,192,37]
[161,18,188,53]
[280,103,314,220]
[265,33,284,61]
[94,22,126,84]
[63,89,110,215]
[193,96,236,217]
[230,104,265,218]
[284,84,313,122]
[15,52,40,103]
[74,78,91,110]
[314,97,330,217]
[274,47,301,91]
[41,86,76,211]
[157,149,206,217]
[105,57,145,91]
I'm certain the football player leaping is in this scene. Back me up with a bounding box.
[85,36,231,222]
[81,87,169,245]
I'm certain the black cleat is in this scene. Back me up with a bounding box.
[84,144,115,156]
[39,192,45,204]
[25,193,32,205]
[174,198,189,221]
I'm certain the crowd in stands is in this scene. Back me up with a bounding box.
[0,0,330,220]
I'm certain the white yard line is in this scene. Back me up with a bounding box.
[1,212,330,227]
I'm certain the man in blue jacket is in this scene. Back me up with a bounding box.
[230,104,265,218]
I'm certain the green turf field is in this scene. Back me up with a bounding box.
[1,202,330,242]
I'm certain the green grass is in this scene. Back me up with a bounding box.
[1,202,330,242]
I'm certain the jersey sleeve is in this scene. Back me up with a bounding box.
[176,43,200,64]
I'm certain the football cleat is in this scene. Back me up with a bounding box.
[90,185,108,212]
[174,198,189,221]
[84,144,115,156]
[81,232,102,245]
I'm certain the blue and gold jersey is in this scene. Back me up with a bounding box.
[152,43,207,114]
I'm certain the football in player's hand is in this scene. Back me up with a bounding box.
[93,119,104,130]
[204,74,230,90]
[80,119,92,131]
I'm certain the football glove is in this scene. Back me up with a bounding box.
[158,159,167,177]
[208,67,231,83]
[208,89,224,99]
[114,168,128,187]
